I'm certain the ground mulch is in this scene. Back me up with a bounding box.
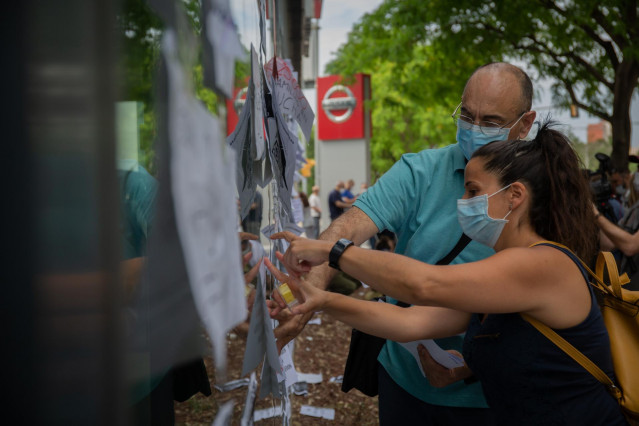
[174,287,379,425]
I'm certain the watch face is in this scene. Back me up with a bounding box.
[338,238,350,247]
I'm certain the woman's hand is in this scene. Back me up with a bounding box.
[417,347,472,388]
[263,257,331,317]
[270,231,333,276]
[592,203,601,219]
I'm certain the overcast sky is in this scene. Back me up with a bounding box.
[317,0,384,77]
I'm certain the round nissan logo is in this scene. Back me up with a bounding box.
[233,86,248,114]
[321,85,357,123]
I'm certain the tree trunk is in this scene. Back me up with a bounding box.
[610,59,639,172]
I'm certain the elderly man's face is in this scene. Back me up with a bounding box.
[461,71,530,141]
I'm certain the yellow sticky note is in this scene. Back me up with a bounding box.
[278,283,296,305]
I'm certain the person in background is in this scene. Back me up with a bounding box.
[610,169,630,208]
[271,62,537,425]
[341,179,357,205]
[308,186,322,239]
[328,181,352,221]
[626,172,639,208]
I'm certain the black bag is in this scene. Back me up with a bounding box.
[341,299,407,396]
[340,234,471,396]
[172,358,212,402]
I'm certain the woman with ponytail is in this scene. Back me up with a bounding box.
[266,121,626,425]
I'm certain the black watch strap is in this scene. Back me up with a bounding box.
[329,238,354,271]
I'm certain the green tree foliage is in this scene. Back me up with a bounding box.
[305,125,316,192]
[118,0,249,174]
[327,0,639,173]
[118,0,168,104]
[569,132,614,172]
[118,0,163,173]
[365,56,469,177]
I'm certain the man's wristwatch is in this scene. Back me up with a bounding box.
[329,238,354,271]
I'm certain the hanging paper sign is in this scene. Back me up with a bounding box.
[264,57,314,142]
[227,87,258,220]
[276,340,298,388]
[250,45,266,161]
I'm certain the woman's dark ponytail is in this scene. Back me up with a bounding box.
[473,119,598,261]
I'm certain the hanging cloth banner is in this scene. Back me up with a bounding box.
[164,30,246,374]
[250,44,266,161]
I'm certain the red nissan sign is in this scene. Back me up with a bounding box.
[317,74,370,141]
[225,77,250,136]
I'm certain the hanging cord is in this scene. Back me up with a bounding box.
[270,0,279,80]
[271,0,277,55]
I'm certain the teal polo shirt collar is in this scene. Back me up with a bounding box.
[451,143,468,172]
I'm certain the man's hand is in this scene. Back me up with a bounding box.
[270,231,333,276]
[269,207,378,351]
[417,346,473,388]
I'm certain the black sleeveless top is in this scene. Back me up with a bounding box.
[463,244,627,425]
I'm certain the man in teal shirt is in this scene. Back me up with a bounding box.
[274,62,536,424]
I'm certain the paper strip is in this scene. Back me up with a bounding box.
[300,405,335,421]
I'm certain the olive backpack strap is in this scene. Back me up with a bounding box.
[522,241,623,402]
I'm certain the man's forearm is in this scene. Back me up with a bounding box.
[310,219,350,290]
[308,207,378,290]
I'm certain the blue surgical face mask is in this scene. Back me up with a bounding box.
[456,121,510,161]
[457,184,512,248]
